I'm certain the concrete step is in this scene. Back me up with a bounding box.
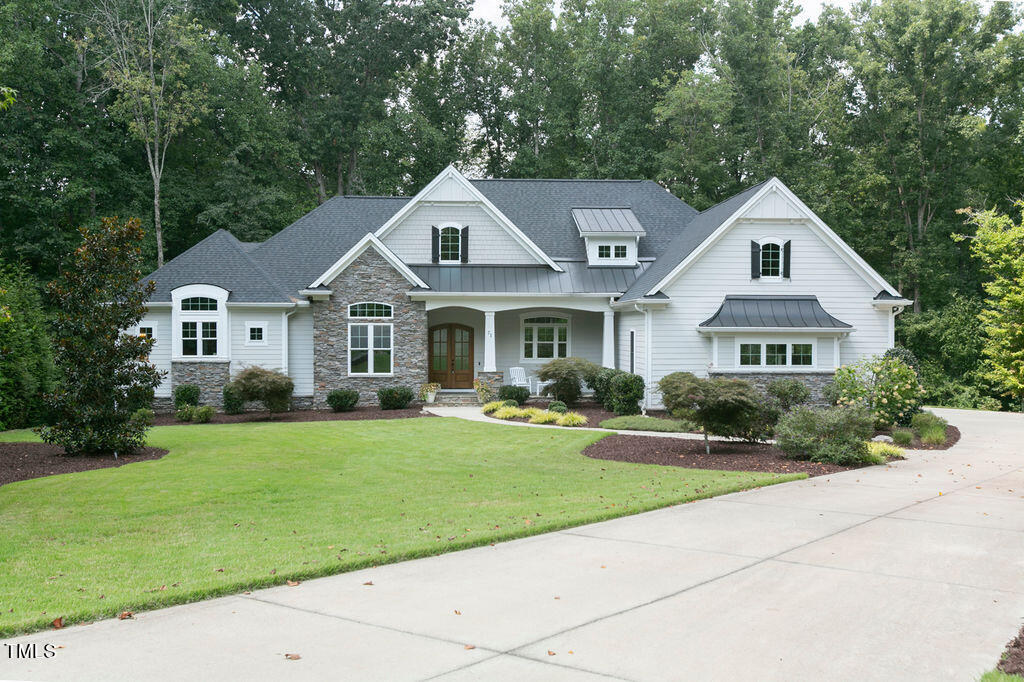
[430,391,480,406]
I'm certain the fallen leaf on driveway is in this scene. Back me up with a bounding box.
[287,580,300,587]
[284,653,301,660]
[464,644,475,650]
[51,617,64,629]
[454,610,461,615]
[547,650,556,656]
[363,581,374,586]
[118,611,134,620]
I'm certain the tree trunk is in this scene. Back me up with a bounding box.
[153,177,164,267]
[704,431,710,456]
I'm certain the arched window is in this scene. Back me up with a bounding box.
[348,302,393,318]
[439,226,461,262]
[760,242,782,278]
[181,296,217,311]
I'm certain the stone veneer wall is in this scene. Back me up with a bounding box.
[312,248,428,406]
[170,361,230,407]
[709,371,834,406]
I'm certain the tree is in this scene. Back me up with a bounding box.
[39,217,163,454]
[0,262,54,430]
[658,372,762,454]
[0,85,14,110]
[86,0,213,267]
[958,202,1024,409]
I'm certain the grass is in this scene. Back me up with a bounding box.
[920,425,948,445]
[891,428,915,446]
[980,671,1024,681]
[0,418,799,636]
[599,415,696,432]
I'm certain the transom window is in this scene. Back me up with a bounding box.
[522,316,569,360]
[440,226,461,262]
[349,323,392,375]
[181,321,218,356]
[348,302,393,318]
[761,242,782,277]
[739,341,814,368]
[181,296,217,311]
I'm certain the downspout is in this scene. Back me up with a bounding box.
[282,307,297,375]
[634,303,654,412]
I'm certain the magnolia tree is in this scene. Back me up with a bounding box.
[39,217,163,454]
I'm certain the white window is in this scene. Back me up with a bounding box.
[614,245,627,259]
[598,245,611,258]
[349,323,392,375]
[182,321,218,357]
[171,284,228,361]
[245,321,268,346]
[348,302,393,319]
[522,315,569,360]
[738,341,814,369]
[137,322,156,341]
[439,226,461,262]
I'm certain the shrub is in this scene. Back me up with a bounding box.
[775,405,875,465]
[0,263,55,430]
[883,346,921,376]
[548,400,568,414]
[607,372,645,415]
[659,372,763,453]
[193,405,215,423]
[892,428,915,446]
[536,358,586,404]
[173,384,200,409]
[920,425,947,445]
[827,355,924,428]
[591,367,623,407]
[232,367,294,414]
[377,386,415,410]
[599,415,695,432]
[473,377,496,403]
[498,385,531,405]
[175,405,195,422]
[327,388,359,412]
[131,407,155,427]
[222,383,245,415]
[481,400,506,414]
[556,411,588,427]
[502,399,519,407]
[766,378,811,411]
[573,358,603,394]
[492,405,526,420]
[529,410,561,424]
[910,410,948,433]
[867,440,904,461]
[519,407,544,420]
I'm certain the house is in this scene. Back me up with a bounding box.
[139,165,911,410]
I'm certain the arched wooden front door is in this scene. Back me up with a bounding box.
[429,324,474,389]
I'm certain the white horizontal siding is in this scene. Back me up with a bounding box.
[380,203,538,265]
[288,308,314,396]
[140,309,172,396]
[617,310,645,377]
[230,310,285,376]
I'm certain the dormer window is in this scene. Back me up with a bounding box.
[598,245,611,258]
[751,238,791,279]
[432,224,468,264]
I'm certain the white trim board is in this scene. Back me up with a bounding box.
[373,164,563,272]
[646,177,900,298]
[309,233,428,290]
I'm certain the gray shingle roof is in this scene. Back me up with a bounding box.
[699,295,852,329]
[410,261,648,294]
[619,179,771,301]
[571,207,646,236]
[143,230,293,303]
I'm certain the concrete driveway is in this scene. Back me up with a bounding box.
[3,408,1023,681]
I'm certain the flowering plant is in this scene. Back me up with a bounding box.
[826,355,924,428]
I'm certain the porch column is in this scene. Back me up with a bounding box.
[483,311,497,372]
[602,310,615,368]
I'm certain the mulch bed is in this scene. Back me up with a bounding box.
[876,424,961,450]
[998,623,1024,676]
[153,406,433,426]
[0,442,168,487]
[583,434,861,477]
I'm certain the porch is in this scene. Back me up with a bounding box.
[420,302,616,393]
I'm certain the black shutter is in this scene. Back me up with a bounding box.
[431,226,439,263]
[750,240,761,279]
[783,240,791,278]
[460,226,469,263]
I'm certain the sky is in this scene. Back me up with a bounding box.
[468,0,861,26]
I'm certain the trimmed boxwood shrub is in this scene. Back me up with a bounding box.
[131,407,155,427]
[590,367,621,408]
[498,385,531,406]
[776,405,874,465]
[232,367,294,414]
[377,386,415,410]
[327,388,360,412]
[548,400,568,413]
[173,384,200,409]
[175,405,195,422]
[193,405,215,423]
[607,372,645,415]
[222,383,245,415]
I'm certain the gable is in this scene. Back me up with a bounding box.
[309,233,427,290]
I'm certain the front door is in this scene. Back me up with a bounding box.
[429,324,474,389]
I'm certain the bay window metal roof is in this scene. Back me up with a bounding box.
[699,295,852,329]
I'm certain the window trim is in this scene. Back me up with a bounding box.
[245,320,268,347]
[171,284,229,362]
[597,244,611,259]
[614,244,627,259]
[757,237,784,280]
[735,338,816,370]
[520,311,571,362]
[438,224,462,264]
[347,322,394,377]
[347,302,394,319]
[136,321,157,343]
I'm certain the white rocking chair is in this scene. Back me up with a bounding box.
[508,366,531,393]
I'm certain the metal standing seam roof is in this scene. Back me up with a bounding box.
[699,295,852,329]
[410,261,648,294]
[571,207,647,236]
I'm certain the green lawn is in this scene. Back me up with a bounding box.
[0,418,800,636]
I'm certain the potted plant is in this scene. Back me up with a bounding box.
[419,382,441,404]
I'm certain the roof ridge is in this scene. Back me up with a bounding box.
[221,231,294,301]
[695,178,771,215]
[471,178,648,183]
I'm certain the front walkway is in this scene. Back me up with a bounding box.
[3,409,1022,681]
